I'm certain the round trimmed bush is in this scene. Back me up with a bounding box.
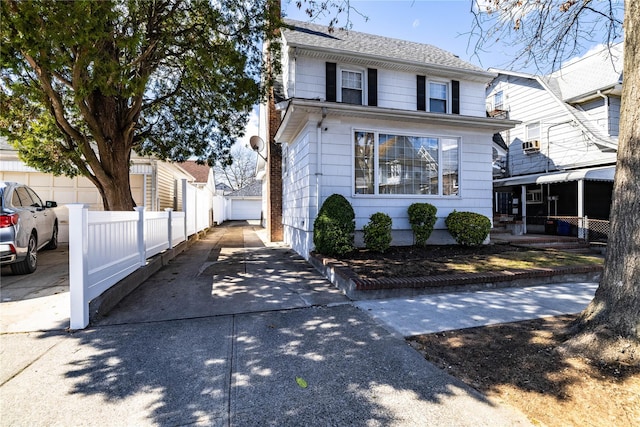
[407,203,437,246]
[445,210,491,246]
[313,194,355,256]
[363,212,392,253]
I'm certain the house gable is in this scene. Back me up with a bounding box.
[281,20,491,118]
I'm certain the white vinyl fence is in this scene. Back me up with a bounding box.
[68,181,211,329]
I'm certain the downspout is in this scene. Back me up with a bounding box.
[597,90,609,135]
[315,107,327,225]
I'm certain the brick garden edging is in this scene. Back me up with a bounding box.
[308,252,603,300]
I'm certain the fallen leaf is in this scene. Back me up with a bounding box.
[295,376,308,388]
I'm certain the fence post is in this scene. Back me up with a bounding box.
[182,178,188,237]
[135,206,146,267]
[68,204,89,330]
[583,216,589,241]
[165,208,173,249]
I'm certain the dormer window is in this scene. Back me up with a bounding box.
[341,70,363,105]
[429,82,448,113]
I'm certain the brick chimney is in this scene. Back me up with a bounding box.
[266,0,283,241]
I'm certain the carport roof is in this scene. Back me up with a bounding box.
[494,165,615,187]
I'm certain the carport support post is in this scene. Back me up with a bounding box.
[68,204,89,330]
[577,179,585,239]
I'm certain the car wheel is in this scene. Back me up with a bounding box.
[46,223,58,250]
[11,233,37,275]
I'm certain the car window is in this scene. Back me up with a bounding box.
[25,187,43,207]
[14,187,36,207]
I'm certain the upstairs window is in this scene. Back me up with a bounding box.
[526,122,541,141]
[429,82,448,113]
[341,70,363,105]
[494,91,504,110]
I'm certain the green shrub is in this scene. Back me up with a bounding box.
[363,212,392,253]
[407,203,437,246]
[313,194,355,256]
[445,210,491,246]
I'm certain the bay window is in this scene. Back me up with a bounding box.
[354,131,459,196]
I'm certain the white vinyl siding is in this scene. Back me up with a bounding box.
[290,56,488,117]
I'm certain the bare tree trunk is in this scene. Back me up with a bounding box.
[81,89,137,211]
[569,1,640,356]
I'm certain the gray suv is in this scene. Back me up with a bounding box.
[0,182,58,274]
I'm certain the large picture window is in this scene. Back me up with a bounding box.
[354,131,459,196]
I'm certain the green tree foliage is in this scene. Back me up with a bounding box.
[313,194,355,257]
[363,212,392,253]
[0,0,281,210]
[445,211,491,247]
[407,203,437,246]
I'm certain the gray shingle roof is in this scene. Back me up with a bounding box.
[227,180,262,197]
[546,43,623,101]
[282,19,486,74]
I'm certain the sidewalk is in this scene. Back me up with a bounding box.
[0,222,600,426]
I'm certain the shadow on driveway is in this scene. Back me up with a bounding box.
[1,244,70,333]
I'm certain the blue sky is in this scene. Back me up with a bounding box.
[282,0,507,69]
[281,0,620,73]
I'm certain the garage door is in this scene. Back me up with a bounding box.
[229,199,261,220]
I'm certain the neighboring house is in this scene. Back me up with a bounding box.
[179,160,217,226]
[225,180,263,221]
[487,43,622,236]
[0,137,205,242]
[215,182,233,195]
[257,19,517,259]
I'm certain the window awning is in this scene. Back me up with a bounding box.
[494,165,615,187]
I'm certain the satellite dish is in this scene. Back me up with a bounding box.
[249,136,265,152]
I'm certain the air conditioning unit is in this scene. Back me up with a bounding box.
[522,140,540,153]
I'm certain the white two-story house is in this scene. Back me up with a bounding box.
[488,43,622,238]
[260,19,518,258]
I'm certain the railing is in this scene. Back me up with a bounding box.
[68,180,212,329]
[524,215,609,242]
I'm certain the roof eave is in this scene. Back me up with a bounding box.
[287,45,495,83]
[275,99,520,143]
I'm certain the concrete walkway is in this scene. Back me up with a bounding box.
[0,222,601,426]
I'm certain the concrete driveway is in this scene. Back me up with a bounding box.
[0,244,70,333]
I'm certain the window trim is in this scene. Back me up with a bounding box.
[338,66,366,105]
[494,90,504,110]
[525,121,541,141]
[428,80,450,114]
[352,127,461,198]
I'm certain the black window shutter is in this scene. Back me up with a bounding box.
[367,68,378,106]
[452,80,460,114]
[417,75,426,111]
[326,62,337,102]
